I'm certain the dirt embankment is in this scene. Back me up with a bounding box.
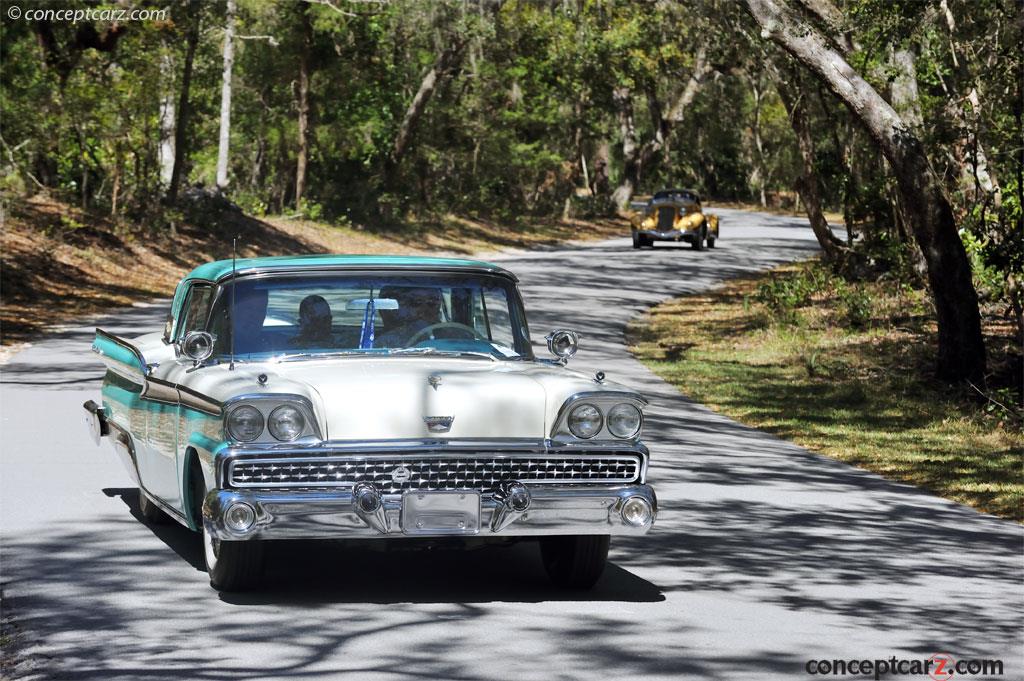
[0,195,626,354]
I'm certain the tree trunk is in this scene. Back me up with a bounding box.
[216,0,236,190]
[382,38,468,191]
[611,86,639,210]
[750,77,768,207]
[167,0,201,204]
[294,4,312,207]
[611,47,711,209]
[592,141,610,198]
[889,47,923,132]
[158,52,176,187]
[746,0,986,384]
[962,88,1000,206]
[774,73,846,260]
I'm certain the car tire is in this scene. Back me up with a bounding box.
[138,488,170,524]
[193,473,264,592]
[707,236,716,248]
[632,232,641,249]
[691,225,705,250]
[540,535,609,589]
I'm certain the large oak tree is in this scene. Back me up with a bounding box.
[744,0,986,384]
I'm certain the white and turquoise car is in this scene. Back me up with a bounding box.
[85,255,656,591]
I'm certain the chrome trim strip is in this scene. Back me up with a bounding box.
[176,383,223,416]
[140,375,180,405]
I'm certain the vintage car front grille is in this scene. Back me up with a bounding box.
[656,206,676,230]
[227,454,642,493]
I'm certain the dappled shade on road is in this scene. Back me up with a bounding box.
[2,210,1020,680]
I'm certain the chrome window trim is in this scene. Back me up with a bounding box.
[204,268,534,360]
[173,281,216,343]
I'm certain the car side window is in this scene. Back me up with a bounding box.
[480,288,516,349]
[177,284,214,341]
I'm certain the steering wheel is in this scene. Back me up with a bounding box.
[406,322,483,346]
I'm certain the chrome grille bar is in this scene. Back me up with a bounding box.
[227,453,642,493]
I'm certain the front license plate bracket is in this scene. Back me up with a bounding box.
[401,491,481,536]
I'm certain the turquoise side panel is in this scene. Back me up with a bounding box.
[187,431,228,457]
[93,334,144,372]
[182,411,227,531]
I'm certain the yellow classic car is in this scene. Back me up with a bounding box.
[630,188,719,250]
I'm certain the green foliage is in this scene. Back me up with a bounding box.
[0,0,1020,328]
[755,265,832,324]
[835,280,874,329]
[755,263,876,330]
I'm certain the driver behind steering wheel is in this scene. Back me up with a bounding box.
[377,286,442,347]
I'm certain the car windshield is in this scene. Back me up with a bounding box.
[652,189,699,202]
[207,272,533,361]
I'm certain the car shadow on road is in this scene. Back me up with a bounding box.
[102,487,665,605]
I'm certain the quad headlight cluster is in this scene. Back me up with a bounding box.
[226,400,314,443]
[566,401,642,440]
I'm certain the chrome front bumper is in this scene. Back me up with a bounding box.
[203,484,657,541]
[637,229,698,242]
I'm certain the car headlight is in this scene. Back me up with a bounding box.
[268,404,306,441]
[568,404,603,439]
[227,405,264,442]
[607,403,642,439]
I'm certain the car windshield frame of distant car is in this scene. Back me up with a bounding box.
[202,271,535,361]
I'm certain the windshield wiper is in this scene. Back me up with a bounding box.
[273,350,368,362]
[387,347,499,361]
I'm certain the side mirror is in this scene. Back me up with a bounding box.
[179,331,216,364]
[545,329,581,364]
[162,314,174,344]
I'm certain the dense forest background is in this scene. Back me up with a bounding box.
[0,0,1021,386]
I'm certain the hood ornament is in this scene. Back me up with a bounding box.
[427,374,442,390]
[424,416,454,433]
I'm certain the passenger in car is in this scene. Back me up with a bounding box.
[292,294,334,348]
[376,287,442,347]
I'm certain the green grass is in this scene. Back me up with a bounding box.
[628,262,1023,521]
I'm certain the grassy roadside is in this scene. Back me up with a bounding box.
[0,195,626,355]
[627,261,1023,522]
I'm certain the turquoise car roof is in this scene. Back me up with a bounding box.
[171,254,516,322]
[184,254,514,283]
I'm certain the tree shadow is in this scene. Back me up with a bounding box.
[3,211,1020,679]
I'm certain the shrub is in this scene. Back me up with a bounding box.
[755,265,834,324]
[836,281,873,328]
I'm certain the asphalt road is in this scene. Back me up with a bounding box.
[2,208,1021,680]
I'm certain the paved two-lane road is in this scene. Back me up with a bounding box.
[2,209,1021,680]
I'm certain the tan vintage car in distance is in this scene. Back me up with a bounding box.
[630,188,719,250]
